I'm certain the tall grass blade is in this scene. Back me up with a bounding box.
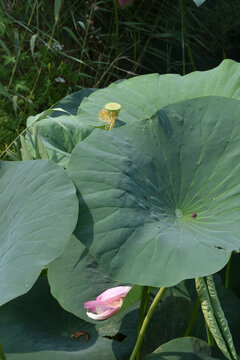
[30,34,38,59]
[20,135,33,160]
[54,0,62,23]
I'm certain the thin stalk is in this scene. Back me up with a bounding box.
[205,320,214,346]
[137,286,149,334]
[129,287,167,360]
[133,30,137,62]
[0,342,6,360]
[19,15,59,126]
[180,0,185,75]
[73,6,93,90]
[7,0,38,91]
[23,0,64,107]
[127,7,138,62]
[185,31,197,71]
[131,0,167,74]
[113,0,119,42]
[36,0,39,34]
[186,43,196,71]
[225,255,232,289]
[0,125,30,158]
[184,296,200,337]
[113,0,119,73]
[28,24,57,100]
[136,286,149,360]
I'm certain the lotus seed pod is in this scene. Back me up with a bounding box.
[98,102,122,130]
[104,102,121,116]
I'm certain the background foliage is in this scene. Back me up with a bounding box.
[1,0,240,152]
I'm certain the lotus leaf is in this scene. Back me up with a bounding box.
[67,96,240,287]
[0,160,78,305]
[0,278,133,360]
[76,60,240,128]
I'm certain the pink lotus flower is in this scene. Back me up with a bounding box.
[118,0,134,7]
[84,286,131,320]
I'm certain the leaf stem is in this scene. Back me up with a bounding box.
[205,320,214,346]
[136,286,149,360]
[0,343,6,360]
[225,255,232,289]
[180,0,185,75]
[129,287,167,360]
[113,0,119,42]
[184,296,200,337]
[137,286,149,334]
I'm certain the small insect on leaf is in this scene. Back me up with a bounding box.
[70,331,89,341]
[214,245,227,251]
[191,212,197,219]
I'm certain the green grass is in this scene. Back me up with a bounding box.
[1,0,240,153]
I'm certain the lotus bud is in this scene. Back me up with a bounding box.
[84,285,131,320]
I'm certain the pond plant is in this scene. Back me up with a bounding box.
[1,59,240,359]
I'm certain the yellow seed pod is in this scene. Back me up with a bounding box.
[104,102,121,115]
[98,102,121,130]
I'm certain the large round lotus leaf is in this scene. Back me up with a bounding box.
[76,59,240,127]
[143,337,221,360]
[0,278,133,360]
[67,96,240,287]
[0,160,78,305]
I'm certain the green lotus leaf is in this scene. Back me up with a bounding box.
[26,89,96,166]
[51,88,96,117]
[0,278,133,360]
[0,160,78,305]
[27,115,93,166]
[76,59,240,128]
[67,96,240,287]
[143,337,221,360]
